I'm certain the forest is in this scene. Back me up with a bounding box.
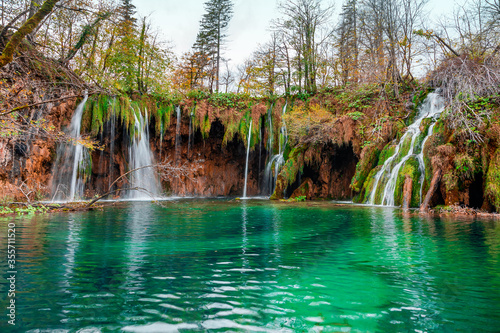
[0,0,499,212]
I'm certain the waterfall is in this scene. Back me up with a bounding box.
[188,110,193,157]
[128,109,160,199]
[174,106,181,163]
[366,93,444,206]
[159,122,163,163]
[51,94,90,201]
[263,103,288,195]
[108,111,116,190]
[243,119,253,198]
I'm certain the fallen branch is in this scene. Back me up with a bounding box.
[0,92,100,117]
[86,187,145,208]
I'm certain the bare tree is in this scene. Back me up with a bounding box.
[219,59,234,93]
[274,0,335,93]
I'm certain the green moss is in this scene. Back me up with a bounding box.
[237,112,253,148]
[270,145,306,200]
[356,165,382,203]
[378,143,397,166]
[222,110,262,149]
[394,120,406,140]
[454,153,478,182]
[433,119,446,136]
[154,102,174,135]
[200,114,211,139]
[414,118,432,155]
[486,149,500,211]
[351,142,380,193]
[393,157,421,207]
[395,135,413,164]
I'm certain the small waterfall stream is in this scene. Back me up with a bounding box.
[128,109,160,199]
[366,93,444,206]
[188,109,194,157]
[263,103,288,195]
[243,120,253,198]
[174,106,181,163]
[51,94,90,201]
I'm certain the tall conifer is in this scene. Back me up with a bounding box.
[193,0,233,92]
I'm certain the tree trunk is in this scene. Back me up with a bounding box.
[216,23,220,93]
[420,169,442,212]
[27,0,42,41]
[136,19,146,94]
[0,0,59,68]
[402,176,413,211]
[63,13,109,65]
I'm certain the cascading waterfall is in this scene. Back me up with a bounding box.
[128,109,161,199]
[174,106,181,163]
[258,129,262,185]
[243,120,253,198]
[188,109,193,157]
[367,93,445,206]
[51,94,90,201]
[159,122,163,163]
[263,103,288,195]
[108,111,116,190]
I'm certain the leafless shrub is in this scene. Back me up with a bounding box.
[431,56,500,142]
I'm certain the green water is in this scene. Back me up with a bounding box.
[1,200,500,332]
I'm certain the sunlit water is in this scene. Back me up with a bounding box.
[1,200,500,332]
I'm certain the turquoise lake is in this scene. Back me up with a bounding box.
[1,200,500,332]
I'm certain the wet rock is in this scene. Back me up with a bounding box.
[290,178,314,200]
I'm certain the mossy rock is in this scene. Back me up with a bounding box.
[270,145,307,200]
[378,143,397,166]
[290,178,313,200]
[394,120,406,140]
[357,165,382,203]
[393,157,421,207]
[397,135,414,163]
[351,142,380,193]
[485,149,500,211]
[413,118,433,155]
[432,119,447,138]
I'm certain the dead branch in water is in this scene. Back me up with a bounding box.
[86,160,196,207]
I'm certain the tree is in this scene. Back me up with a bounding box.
[337,0,358,85]
[108,0,138,92]
[219,59,234,93]
[275,0,335,94]
[0,0,60,68]
[193,0,234,92]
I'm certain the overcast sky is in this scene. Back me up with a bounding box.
[136,0,457,67]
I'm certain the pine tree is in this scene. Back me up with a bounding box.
[192,0,234,92]
[338,0,358,84]
[110,0,138,92]
[119,0,137,28]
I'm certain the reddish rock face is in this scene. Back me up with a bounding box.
[150,119,263,197]
[309,144,358,200]
[0,101,72,201]
[291,178,314,200]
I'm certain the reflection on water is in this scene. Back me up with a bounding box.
[0,200,500,332]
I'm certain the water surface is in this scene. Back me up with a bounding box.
[1,200,500,332]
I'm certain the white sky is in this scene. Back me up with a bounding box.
[136,0,457,67]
